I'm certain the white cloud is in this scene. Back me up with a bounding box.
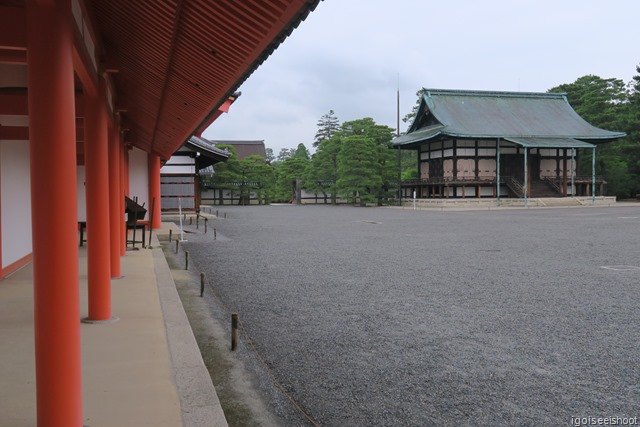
[203,0,640,153]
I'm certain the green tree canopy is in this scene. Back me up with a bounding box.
[548,72,639,198]
[273,157,309,202]
[336,135,383,205]
[548,75,628,131]
[293,143,310,160]
[305,136,341,203]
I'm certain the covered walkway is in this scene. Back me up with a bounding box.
[0,225,227,427]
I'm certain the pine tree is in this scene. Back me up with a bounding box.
[336,135,383,206]
[313,110,340,147]
[305,136,341,203]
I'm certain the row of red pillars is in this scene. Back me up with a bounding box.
[27,1,162,426]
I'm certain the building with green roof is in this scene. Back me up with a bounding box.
[393,89,626,205]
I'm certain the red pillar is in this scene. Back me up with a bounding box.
[148,153,162,229]
[108,119,122,277]
[84,79,113,321]
[27,1,83,425]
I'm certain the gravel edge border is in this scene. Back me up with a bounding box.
[152,238,229,427]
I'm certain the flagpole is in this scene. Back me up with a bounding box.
[397,73,402,204]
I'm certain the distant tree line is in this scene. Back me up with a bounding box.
[202,110,400,205]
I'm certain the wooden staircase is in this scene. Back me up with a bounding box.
[529,180,560,198]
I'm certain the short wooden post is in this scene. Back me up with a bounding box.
[216,209,218,217]
[196,214,199,229]
[169,229,172,241]
[189,216,192,225]
[175,239,179,254]
[231,313,238,351]
[200,272,205,297]
[204,218,208,233]
[185,251,189,270]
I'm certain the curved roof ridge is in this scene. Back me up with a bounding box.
[424,88,567,99]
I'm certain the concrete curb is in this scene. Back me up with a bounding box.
[152,237,229,427]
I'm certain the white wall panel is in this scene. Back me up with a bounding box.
[164,155,195,166]
[129,148,149,218]
[77,166,86,221]
[160,165,195,175]
[1,141,32,268]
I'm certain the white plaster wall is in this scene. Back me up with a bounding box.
[160,165,195,175]
[77,165,86,221]
[129,147,149,219]
[1,140,32,268]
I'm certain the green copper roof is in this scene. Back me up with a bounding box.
[393,89,626,148]
[503,137,594,149]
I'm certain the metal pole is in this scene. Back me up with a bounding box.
[397,146,402,204]
[592,146,596,205]
[524,147,528,208]
[397,82,402,205]
[496,138,501,206]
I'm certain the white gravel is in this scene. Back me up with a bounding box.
[180,205,640,426]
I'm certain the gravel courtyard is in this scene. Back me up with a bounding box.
[180,205,640,427]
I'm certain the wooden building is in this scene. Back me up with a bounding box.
[393,89,626,204]
[160,136,229,211]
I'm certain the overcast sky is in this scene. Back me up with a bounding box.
[202,0,640,154]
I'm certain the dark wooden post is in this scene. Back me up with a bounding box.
[231,313,239,351]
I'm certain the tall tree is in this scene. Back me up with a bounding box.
[548,75,627,130]
[305,136,342,203]
[265,147,275,163]
[336,135,383,206]
[293,143,310,160]
[621,64,640,196]
[276,148,293,163]
[314,110,340,147]
[273,157,309,203]
[239,155,275,205]
[402,88,428,126]
[549,74,635,198]
[339,118,397,203]
[206,144,241,185]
